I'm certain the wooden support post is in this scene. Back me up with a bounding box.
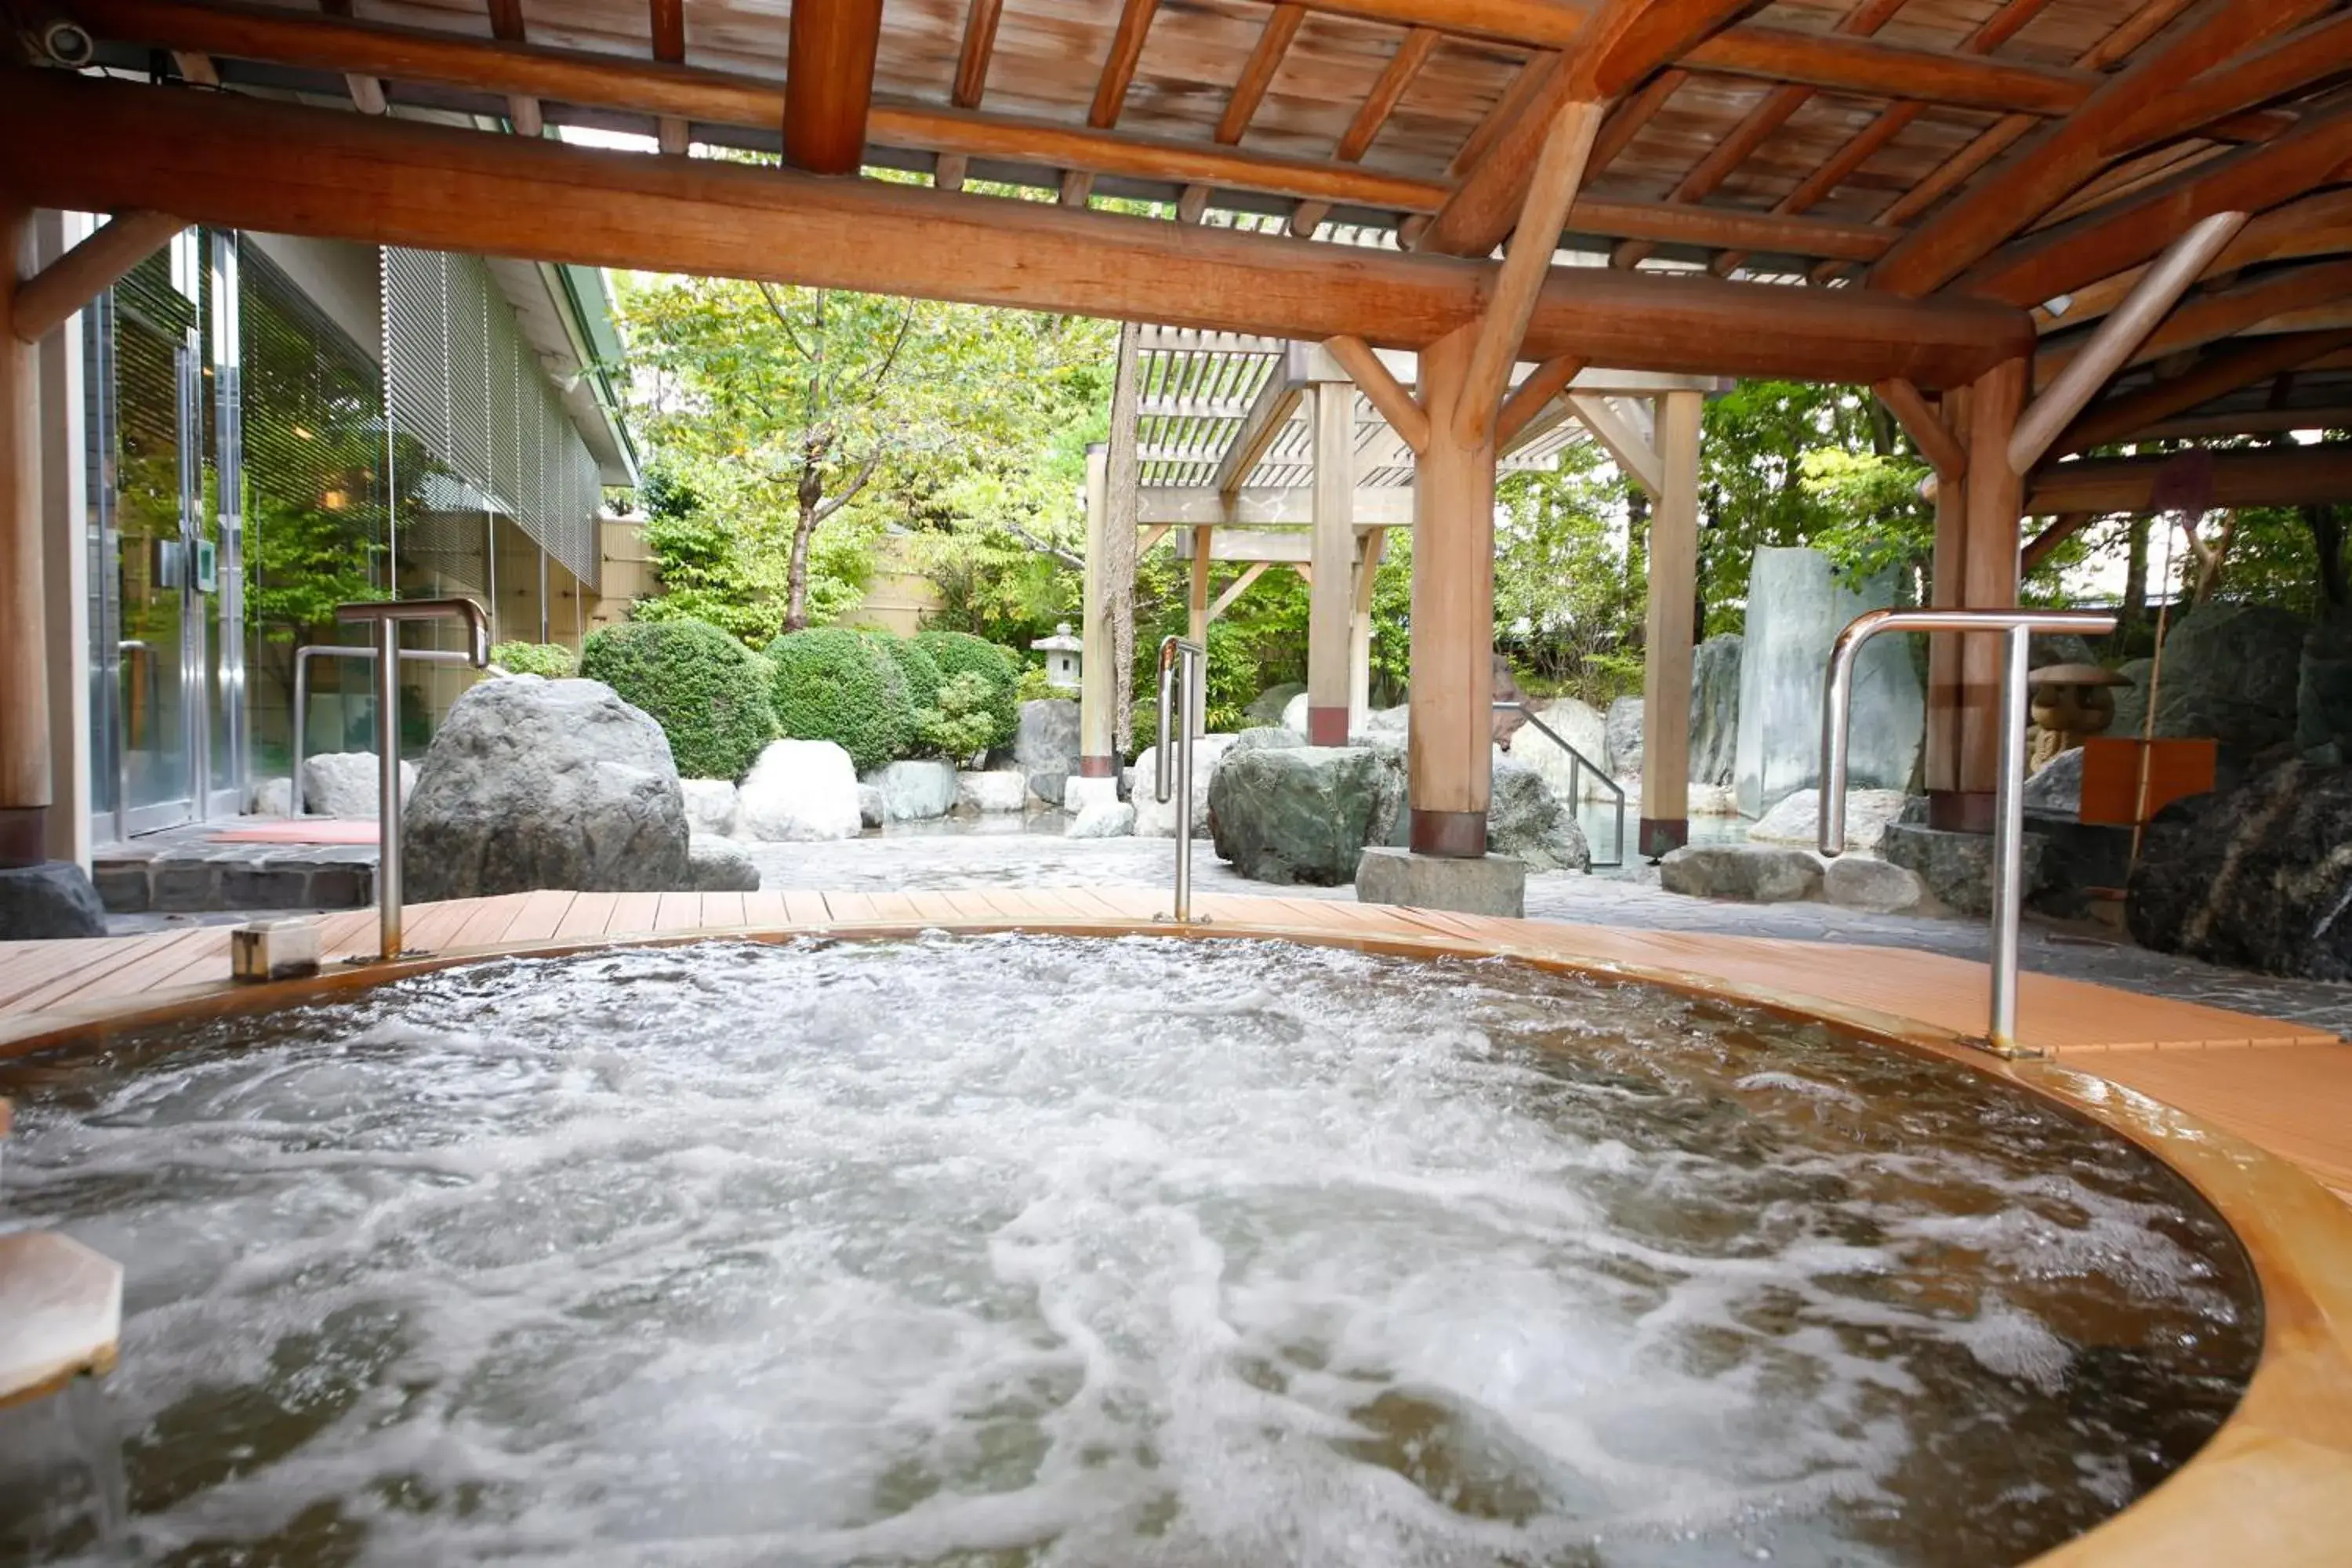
[1923,387,1969,808]
[1188,524,1211,736]
[1406,322,1495,858]
[1351,528,1386,731]
[1077,442,1116,777]
[1639,389,1700,857]
[1958,358,2026,812]
[1307,380,1354,744]
[0,204,49,866]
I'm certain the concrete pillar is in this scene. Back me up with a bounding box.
[1639,389,1701,858]
[0,202,49,868]
[1404,323,1494,858]
[1306,381,1354,744]
[34,212,91,869]
[1077,442,1116,776]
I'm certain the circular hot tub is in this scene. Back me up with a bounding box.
[0,931,2284,1566]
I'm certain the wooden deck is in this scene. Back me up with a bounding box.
[1,888,2346,1200]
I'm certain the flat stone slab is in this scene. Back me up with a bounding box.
[1659,844,1825,904]
[1824,855,1924,913]
[0,1232,123,1408]
[1356,848,1526,917]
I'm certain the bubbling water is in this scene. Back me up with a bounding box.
[0,935,2257,1566]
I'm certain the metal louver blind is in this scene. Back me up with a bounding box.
[381,246,602,590]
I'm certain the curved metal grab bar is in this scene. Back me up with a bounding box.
[1819,606,2115,1054]
[289,644,478,817]
[1154,636,1207,924]
[331,597,493,962]
[1495,701,1625,869]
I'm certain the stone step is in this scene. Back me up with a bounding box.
[0,1232,124,1409]
[93,838,376,914]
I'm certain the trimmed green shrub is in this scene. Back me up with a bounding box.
[579,618,777,781]
[490,641,575,679]
[862,629,943,715]
[917,671,999,761]
[912,630,1020,752]
[1014,664,1063,706]
[766,626,916,773]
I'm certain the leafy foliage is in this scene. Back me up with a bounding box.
[916,672,1000,762]
[490,641,576,678]
[579,618,779,782]
[766,626,916,772]
[864,629,943,713]
[911,630,1021,750]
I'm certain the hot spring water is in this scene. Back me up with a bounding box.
[0,935,2258,1566]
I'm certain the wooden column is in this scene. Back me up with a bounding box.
[1406,323,1495,857]
[1639,388,1701,856]
[1187,524,1210,737]
[1350,528,1386,731]
[1306,379,1355,744]
[0,203,48,868]
[1077,442,1116,776]
[1922,387,1969,807]
[1956,356,2027,822]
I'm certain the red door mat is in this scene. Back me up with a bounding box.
[209,820,379,845]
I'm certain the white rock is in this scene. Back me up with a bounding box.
[868,759,960,822]
[678,779,739,837]
[1746,787,1909,854]
[1824,855,1924,913]
[687,835,761,892]
[1362,705,1409,735]
[1507,699,1613,802]
[735,739,863,842]
[857,784,884,829]
[1689,782,1741,817]
[1280,691,1310,735]
[1131,734,1237,837]
[1063,775,1121,815]
[299,751,417,818]
[248,775,292,816]
[956,770,1029,814]
[1068,800,1136,839]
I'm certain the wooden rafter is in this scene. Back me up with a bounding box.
[952,0,1004,109]
[2056,328,2352,454]
[1587,69,1683,181]
[1459,98,1603,438]
[1871,0,2332,296]
[481,0,541,136]
[1217,4,1301,143]
[11,209,187,343]
[1494,354,1584,446]
[0,69,2033,386]
[315,0,385,113]
[1089,0,1160,129]
[783,0,886,175]
[648,0,688,154]
[2106,9,2352,157]
[2026,443,2352,514]
[2037,190,2352,332]
[1339,27,1439,164]
[2118,258,2352,368]
[1872,378,1966,482]
[1613,0,1907,271]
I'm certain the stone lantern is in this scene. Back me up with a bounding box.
[2027,662,2131,773]
[1033,622,1083,692]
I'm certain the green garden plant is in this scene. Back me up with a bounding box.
[911,629,1020,751]
[767,626,916,772]
[490,641,576,679]
[862,628,943,713]
[916,671,1000,762]
[579,618,778,781]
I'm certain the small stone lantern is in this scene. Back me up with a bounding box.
[2027,662,2131,773]
[1033,622,1083,692]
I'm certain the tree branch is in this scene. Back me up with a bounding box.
[811,443,888,523]
[1001,518,1084,568]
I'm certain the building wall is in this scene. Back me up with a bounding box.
[840,534,945,637]
[586,515,657,635]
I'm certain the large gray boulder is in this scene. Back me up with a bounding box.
[1660,844,1824,903]
[1487,760,1589,873]
[2024,748,2085,817]
[1209,745,1402,885]
[2129,761,2352,978]
[0,862,108,939]
[301,751,417,818]
[1244,682,1305,728]
[688,836,760,893]
[1014,699,1082,806]
[739,739,863,842]
[1824,856,1923,913]
[866,759,959,822]
[1735,546,1922,815]
[1690,634,1742,787]
[1604,697,1644,780]
[404,677,690,901]
[2109,604,2307,764]
[2297,616,2352,760]
[1228,725,1306,756]
[1748,787,1907,855]
[1132,734,1238,837]
[1881,822,2048,918]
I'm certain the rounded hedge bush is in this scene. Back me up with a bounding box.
[578,618,778,781]
[862,629,942,715]
[490,641,577,679]
[912,630,1020,751]
[766,626,916,773]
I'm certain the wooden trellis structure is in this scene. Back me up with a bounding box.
[5,0,2351,880]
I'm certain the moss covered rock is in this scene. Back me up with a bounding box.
[579,619,777,782]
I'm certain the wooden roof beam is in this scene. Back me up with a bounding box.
[1871,0,2334,296]
[783,0,885,174]
[1615,0,1907,271]
[1214,350,1308,495]
[314,0,384,113]
[1459,99,1602,440]
[0,68,2031,386]
[2036,189,2352,332]
[1872,378,1966,483]
[953,0,1004,109]
[11,209,186,343]
[2055,328,2352,454]
[1182,0,1301,220]
[2123,257,2352,368]
[483,0,541,136]
[1419,0,1752,258]
[2026,441,2352,513]
[1962,96,2352,308]
[2106,9,2352,158]
[1089,0,1160,129]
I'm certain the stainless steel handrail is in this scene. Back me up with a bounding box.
[289,644,478,816]
[332,597,492,961]
[1819,606,2115,1054]
[1495,700,1624,869]
[1154,635,1207,924]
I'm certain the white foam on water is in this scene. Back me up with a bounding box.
[0,935,2259,1567]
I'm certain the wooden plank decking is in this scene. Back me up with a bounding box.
[0,889,2345,1199]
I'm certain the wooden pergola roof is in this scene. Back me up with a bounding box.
[8,0,2352,468]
